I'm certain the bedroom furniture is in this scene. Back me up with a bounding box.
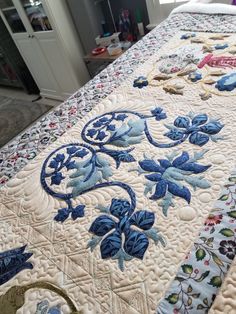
[0,0,89,100]
[0,14,38,93]
[2,8,236,314]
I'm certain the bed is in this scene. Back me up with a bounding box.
[1,4,236,314]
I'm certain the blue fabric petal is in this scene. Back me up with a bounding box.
[0,250,32,275]
[145,173,162,182]
[115,114,128,121]
[65,160,76,170]
[54,154,65,162]
[96,131,108,141]
[172,151,189,167]
[178,162,211,174]
[87,129,97,138]
[167,182,191,203]
[107,124,116,131]
[71,205,85,220]
[200,122,223,135]
[158,159,171,169]
[100,230,122,259]
[109,199,131,218]
[89,215,116,236]
[48,307,61,314]
[124,230,149,259]
[191,114,208,126]
[174,116,190,128]
[189,132,209,146]
[139,160,165,173]
[165,129,185,141]
[49,160,58,169]
[150,180,168,200]
[129,210,155,230]
[75,148,89,158]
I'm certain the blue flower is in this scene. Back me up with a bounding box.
[96,131,108,141]
[215,43,228,50]
[133,76,149,89]
[216,73,236,91]
[165,113,224,146]
[188,72,202,82]
[36,300,61,314]
[0,245,33,286]
[139,151,210,203]
[89,199,155,266]
[181,33,196,40]
[151,107,167,121]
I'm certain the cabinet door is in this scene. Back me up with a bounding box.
[18,0,79,97]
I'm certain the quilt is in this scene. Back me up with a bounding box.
[1,30,236,313]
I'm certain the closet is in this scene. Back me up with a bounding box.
[0,0,89,100]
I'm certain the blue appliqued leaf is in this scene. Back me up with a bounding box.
[107,124,116,131]
[192,114,208,126]
[109,199,131,218]
[93,121,103,128]
[150,180,168,200]
[99,117,109,123]
[74,148,89,158]
[66,146,78,154]
[49,160,58,169]
[139,160,165,173]
[51,172,65,185]
[65,160,76,170]
[100,230,122,259]
[54,208,70,222]
[87,129,97,138]
[71,205,85,220]
[96,131,108,141]
[174,116,190,128]
[124,230,149,259]
[115,114,128,121]
[178,162,210,174]
[54,154,65,162]
[189,132,209,146]
[129,210,155,230]
[89,215,116,236]
[200,122,223,135]
[167,182,191,203]
[172,151,189,167]
[165,129,185,140]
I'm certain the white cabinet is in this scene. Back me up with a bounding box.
[0,0,89,100]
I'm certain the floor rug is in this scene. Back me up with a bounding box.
[0,95,51,148]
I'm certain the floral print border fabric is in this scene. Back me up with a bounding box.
[157,172,236,313]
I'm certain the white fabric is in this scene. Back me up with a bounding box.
[170,3,236,15]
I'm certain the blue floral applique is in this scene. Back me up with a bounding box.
[88,198,166,270]
[137,150,211,216]
[36,300,61,314]
[164,112,224,146]
[214,43,228,50]
[188,72,202,82]
[133,76,149,88]
[216,72,236,91]
[0,245,33,286]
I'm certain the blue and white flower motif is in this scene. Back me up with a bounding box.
[139,151,211,216]
[88,198,165,270]
[165,113,224,146]
[133,76,149,88]
[151,107,167,121]
[188,72,202,82]
[216,72,236,91]
[181,33,196,40]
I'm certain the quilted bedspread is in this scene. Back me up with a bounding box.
[1,13,236,314]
